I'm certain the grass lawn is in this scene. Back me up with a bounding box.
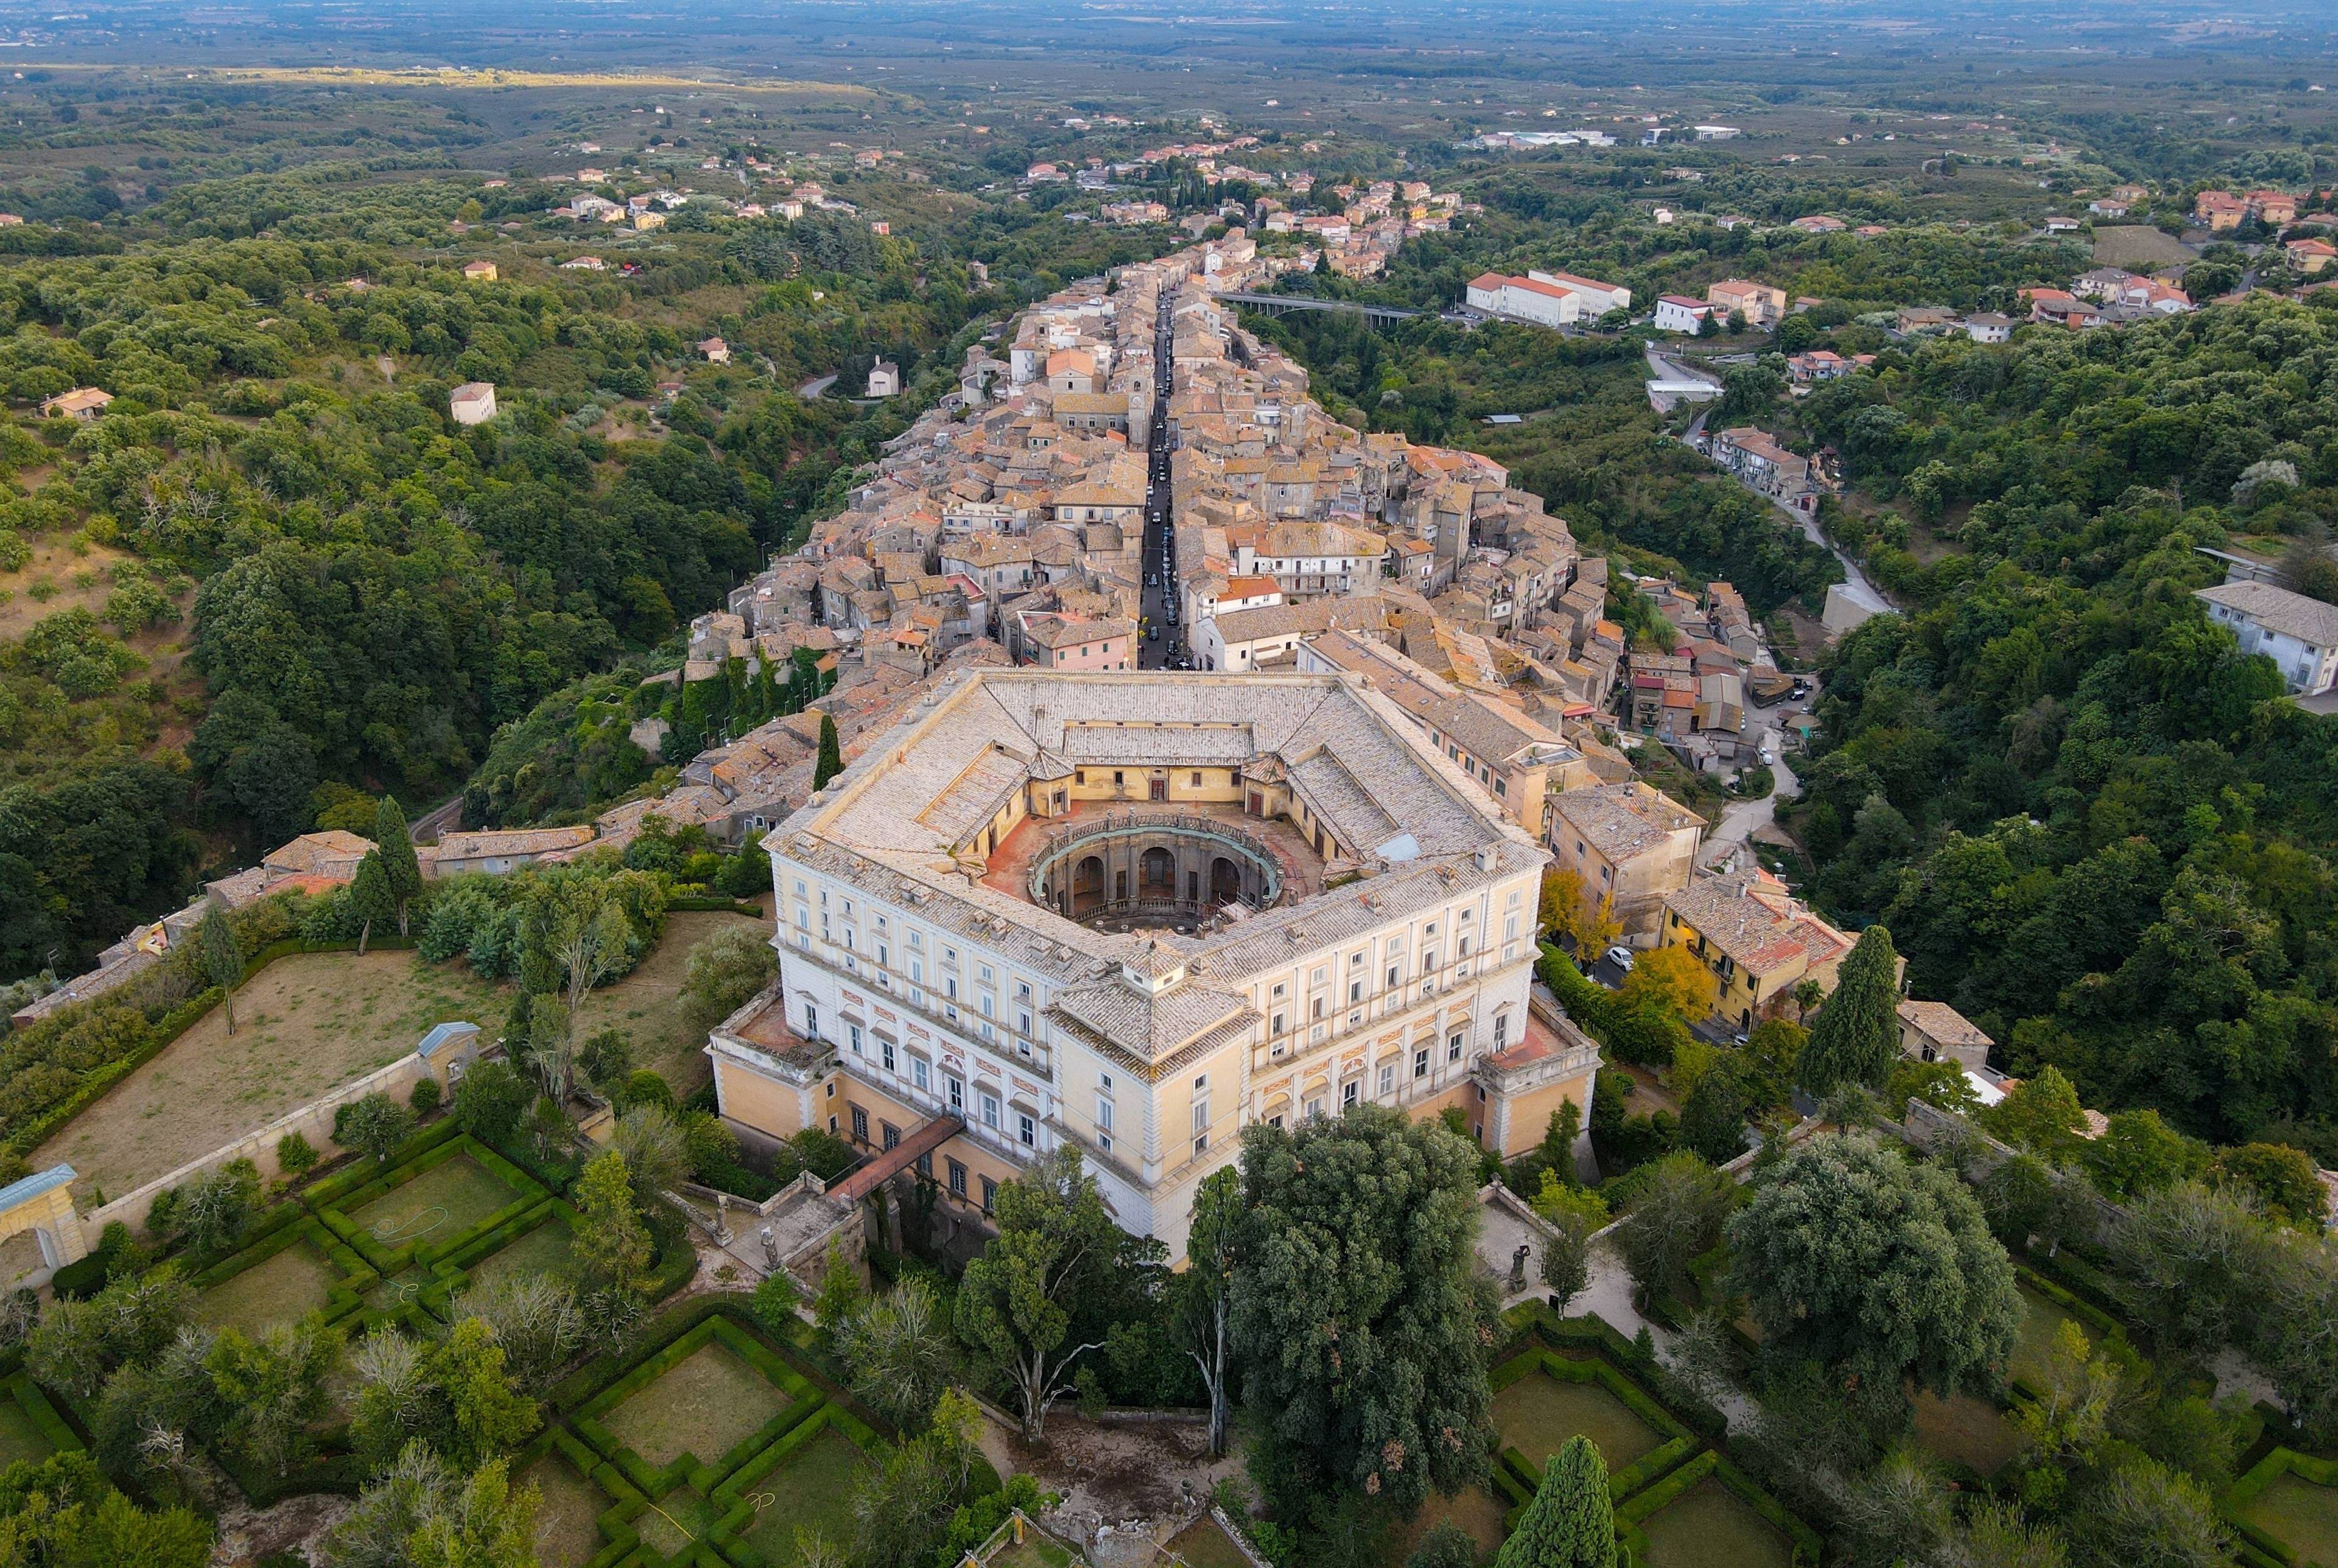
[1165,1517,1250,1568]
[1637,1476,1792,1568]
[636,1487,720,1559]
[989,1539,1076,1568]
[349,1153,522,1245]
[0,1400,55,1470]
[1911,1391,2023,1478]
[1492,1371,1662,1472]
[468,1216,575,1290]
[521,1451,617,1568]
[603,1341,792,1469]
[737,1426,876,1562]
[2010,1283,2084,1387]
[1382,1488,1508,1567]
[33,949,507,1200]
[194,1240,342,1330]
[2240,1472,2338,1567]
[576,909,766,1095]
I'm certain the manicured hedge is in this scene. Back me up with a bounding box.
[188,1216,378,1326]
[1615,1449,1822,1568]
[550,1293,741,1414]
[298,1118,466,1208]
[477,1127,578,1196]
[573,1314,819,1497]
[3,1372,82,1457]
[312,1132,548,1275]
[1491,1349,1699,1507]
[2018,1243,2130,1326]
[509,1425,650,1568]
[46,1250,113,1300]
[1498,1303,1729,1443]
[667,897,764,915]
[2222,1447,2338,1567]
[707,1403,893,1568]
[2006,1263,2133,1404]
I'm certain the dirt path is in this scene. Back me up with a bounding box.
[983,1410,1239,1522]
[34,949,507,1202]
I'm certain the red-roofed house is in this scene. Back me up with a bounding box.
[1661,865,1863,1031]
[2288,238,2337,276]
[1654,295,1720,333]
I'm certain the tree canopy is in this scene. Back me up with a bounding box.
[1229,1105,1497,1511]
[1729,1130,2021,1418]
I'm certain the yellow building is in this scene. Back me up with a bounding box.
[1659,865,1853,1033]
[1546,782,1704,944]
[708,668,1592,1253]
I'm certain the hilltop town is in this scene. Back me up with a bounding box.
[2,23,2338,1568]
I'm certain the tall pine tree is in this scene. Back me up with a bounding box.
[813,712,843,789]
[1495,1437,1613,1568]
[375,795,423,936]
[1798,924,1901,1096]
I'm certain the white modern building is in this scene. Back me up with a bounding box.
[449,382,498,425]
[1654,295,1719,334]
[1464,269,1633,329]
[708,670,1591,1253]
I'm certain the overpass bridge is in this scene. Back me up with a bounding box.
[1218,291,1422,325]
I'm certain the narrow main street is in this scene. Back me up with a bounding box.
[1137,289,1184,670]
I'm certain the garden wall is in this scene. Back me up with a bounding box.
[74,1048,436,1247]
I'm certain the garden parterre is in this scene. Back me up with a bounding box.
[527,1301,894,1568]
[1486,1307,1820,1568]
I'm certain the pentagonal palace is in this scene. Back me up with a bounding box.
[707,668,1598,1251]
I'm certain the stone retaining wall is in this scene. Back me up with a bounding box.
[76,1049,435,1246]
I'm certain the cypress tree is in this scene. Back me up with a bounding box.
[813,712,843,789]
[201,904,245,1036]
[349,850,396,957]
[1798,924,1901,1096]
[1495,1437,1613,1568]
[376,794,423,936]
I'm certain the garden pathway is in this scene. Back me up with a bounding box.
[1475,1197,1761,1436]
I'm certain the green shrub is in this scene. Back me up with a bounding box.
[751,1270,802,1338]
[453,1060,530,1145]
[409,1076,443,1117]
[276,1131,320,1179]
[335,1091,416,1163]
[619,1069,673,1111]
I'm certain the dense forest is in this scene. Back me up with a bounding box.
[0,169,1170,983]
[1789,294,2338,1154]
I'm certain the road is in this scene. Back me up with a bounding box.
[1137,289,1185,670]
[1643,346,1722,390]
[1699,742,1801,869]
[796,373,837,399]
[1800,508,1892,615]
